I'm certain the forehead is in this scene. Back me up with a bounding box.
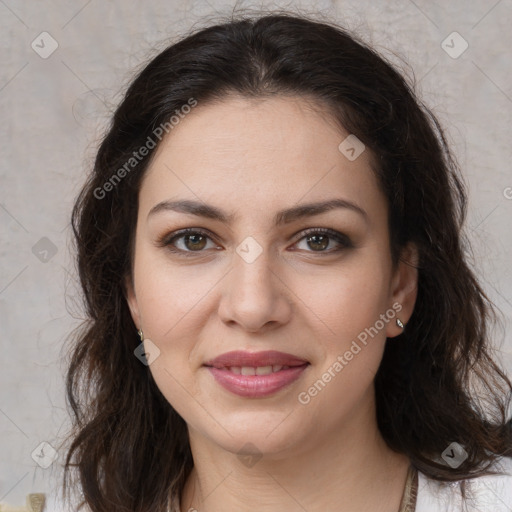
[147,93,365,166]
[138,94,384,219]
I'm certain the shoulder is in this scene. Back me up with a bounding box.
[416,456,512,512]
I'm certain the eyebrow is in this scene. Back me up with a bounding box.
[147,198,368,225]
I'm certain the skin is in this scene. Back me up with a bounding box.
[125,94,419,512]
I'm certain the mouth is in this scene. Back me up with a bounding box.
[203,350,310,398]
[212,364,301,375]
[204,350,309,369]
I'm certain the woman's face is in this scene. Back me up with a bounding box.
[126,94,417,458]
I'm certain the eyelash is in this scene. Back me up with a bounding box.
[157,227,353,257]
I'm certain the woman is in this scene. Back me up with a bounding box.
[55,11,512,512]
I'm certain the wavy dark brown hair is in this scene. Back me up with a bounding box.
[60,10,512,511]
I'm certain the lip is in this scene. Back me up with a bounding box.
[204,350,308,368]
[204,350,310,398]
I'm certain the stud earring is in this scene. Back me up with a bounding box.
[137,328,144,342]
[396,318,405,329]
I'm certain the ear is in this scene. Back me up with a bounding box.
[385,242,419,338]
[124,274,141,329]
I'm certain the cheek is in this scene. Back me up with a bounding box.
[296,341,384,428]
[133,247,217,340]
[295,266,390,414]
[132,251,211,401]
[291,254,391,403]
[147,357,216,439]
[134,257,208,419]
[293,256,391,344]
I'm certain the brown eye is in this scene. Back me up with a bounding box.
[294,228,353,253]
[306,234,330,251]
[182,233,207,251]
[160,229,218,255]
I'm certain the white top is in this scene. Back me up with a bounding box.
[6,456,512,511]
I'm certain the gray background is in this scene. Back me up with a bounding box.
[1,0,511,506]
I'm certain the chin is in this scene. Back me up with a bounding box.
[197,408,310,457]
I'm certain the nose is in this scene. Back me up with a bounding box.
[217,243,292,333]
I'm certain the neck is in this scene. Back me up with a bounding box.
[180,391,410,512]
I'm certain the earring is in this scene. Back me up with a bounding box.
[396,318,405,329]
[137,328,144,342]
